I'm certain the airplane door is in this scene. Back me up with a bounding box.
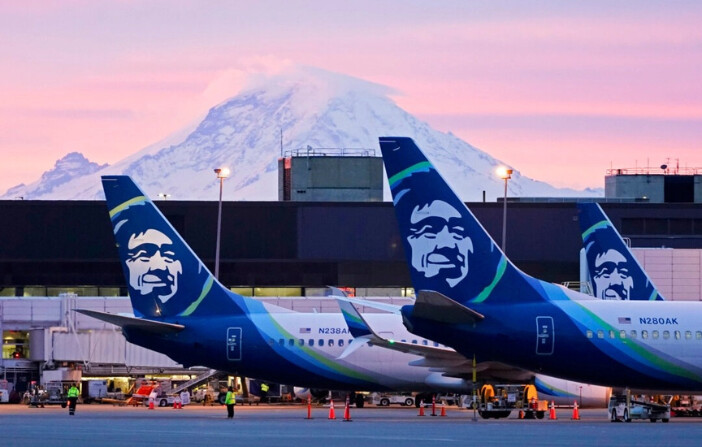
[535,317,554,355]
[227,328,242,361]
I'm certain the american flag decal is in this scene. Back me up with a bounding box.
[299,328,311,334]
[618,317,631,324]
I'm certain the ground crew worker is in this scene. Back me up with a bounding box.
[260,382,269,403]
[67,383,80,415]
[225,386,236,419]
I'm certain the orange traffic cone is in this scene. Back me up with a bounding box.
[440,404,447,417]
[343,396,352,422]
[148,400,154,410]
[418,400,425,416]
[328,399,336,420]
[571,400,580,420]
[306,395,313,420]
[549,401,557,420]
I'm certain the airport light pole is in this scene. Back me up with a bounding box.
[497,167,513,254]
[214,167,230,279]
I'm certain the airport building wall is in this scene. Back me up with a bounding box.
[278,155,384,202]
[605,173,702,203]
[2,200,702,297]
[633,248,702,301]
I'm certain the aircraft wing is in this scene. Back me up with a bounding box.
[75,309,185,334]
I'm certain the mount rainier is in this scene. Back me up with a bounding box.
[1,67,601,202]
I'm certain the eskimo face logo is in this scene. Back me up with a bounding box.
[407,200,473,287]
[125,229,183,303]
[593,249,633,300]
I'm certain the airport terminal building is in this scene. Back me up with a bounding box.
[2,156,702,395]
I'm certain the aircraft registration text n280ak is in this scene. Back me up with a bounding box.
[380,136,702,393]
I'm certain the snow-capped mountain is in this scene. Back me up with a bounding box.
[2,152,108,200]
[1,67,601,202]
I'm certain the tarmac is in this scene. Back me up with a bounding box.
[2,403,702,447]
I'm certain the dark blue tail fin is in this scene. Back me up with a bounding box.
[379,137,544,305]
[578,202,664,301]
[102,176,244,318]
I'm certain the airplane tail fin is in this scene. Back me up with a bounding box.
[379,137,545,306]
[102,175,244,318]
[578,202,664,301]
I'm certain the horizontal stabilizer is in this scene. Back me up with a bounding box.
[341,302,465,362]
[76,309,185,334]
[413,290,484,325]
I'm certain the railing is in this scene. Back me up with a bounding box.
[284,146,376,157]
[606,166,702,176]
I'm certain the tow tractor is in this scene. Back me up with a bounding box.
[476,384,548,419]
[609,394,670,423]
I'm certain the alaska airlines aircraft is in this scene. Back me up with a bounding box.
[578,202,665,301]
[333,290,610,407]
[81,175,476,402]
[380,137,702,392]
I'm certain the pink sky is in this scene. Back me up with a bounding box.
[2,1,701,194]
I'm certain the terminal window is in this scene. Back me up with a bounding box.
[2,330,30,359]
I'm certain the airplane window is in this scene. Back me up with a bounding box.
[339,339,344,347]
[685,331,692,340]
[298,339,304,346]
[318,339,324,347]
[329,339,335,347]
[697,331,702,340]
[630,331,637,339]
[309,339,314,346]
[608,330,615,339]
[349,339,353,346]
[279,339,285,346]
[289,339,295,347]
[597,330,604,339]
[674,331,681,340]
[662,331,670,340]
[652,331,659,339]
[619,330,626,339]
[268,339,274,345]
[422,340,428,346]
[586,330,593,339]
[434,342,439,347]
[642,330,648,339]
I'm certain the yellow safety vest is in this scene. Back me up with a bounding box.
[225,391,236,405]
[67,387,79,398]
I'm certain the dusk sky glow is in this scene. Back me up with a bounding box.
[2,1,701,194]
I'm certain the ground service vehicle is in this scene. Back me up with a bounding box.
[370,393,414,407]
[478,384,546,419]
[609,395,670,422]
